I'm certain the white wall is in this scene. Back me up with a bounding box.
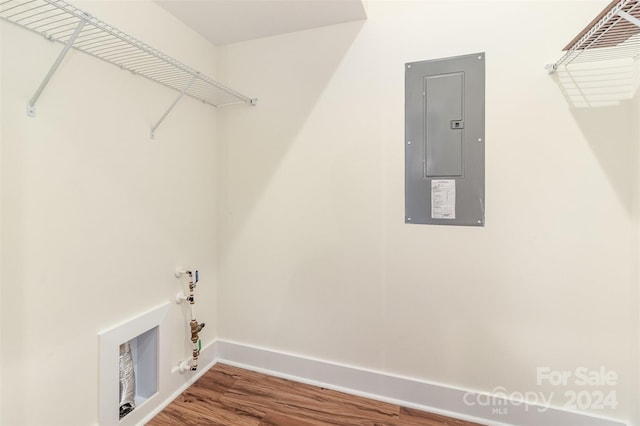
[1,1,219,424]
[217,1,638,423]
[635,85,640,426]
[0,10,3,420]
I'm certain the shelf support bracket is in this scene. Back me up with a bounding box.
[27,18,87,117]
[150,75,197,139]
[616,10,640,29]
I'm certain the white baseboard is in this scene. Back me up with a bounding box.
[130,338,627,426]
[213,340,627,426]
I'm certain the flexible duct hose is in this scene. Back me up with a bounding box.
[119,342,136,419]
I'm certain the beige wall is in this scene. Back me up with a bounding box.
[0,12,3,421]
[635,83,640,426]
[1,1,220,424]
[217,0,638,422]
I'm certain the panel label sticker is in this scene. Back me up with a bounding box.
[431,179,456,219]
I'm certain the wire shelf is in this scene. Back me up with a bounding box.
[549,0,640,71]
[0,0,255,108]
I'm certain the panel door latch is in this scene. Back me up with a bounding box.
[450,120,464,129]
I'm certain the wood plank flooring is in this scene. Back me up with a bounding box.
[148,363,483,426]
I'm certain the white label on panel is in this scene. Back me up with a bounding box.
[431,179,456,219]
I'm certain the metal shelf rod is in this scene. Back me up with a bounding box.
[1,0,256,135]
[618,10,640,28]
[27,17,86,117]
[547,0,640,73]
[151,75,197,139]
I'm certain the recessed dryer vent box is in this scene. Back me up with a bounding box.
[405,52,485,226]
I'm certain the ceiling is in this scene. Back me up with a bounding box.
[154,0,367,46]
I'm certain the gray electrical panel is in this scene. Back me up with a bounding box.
[405,52,485,226]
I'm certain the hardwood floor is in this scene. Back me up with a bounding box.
[148,363,483,426]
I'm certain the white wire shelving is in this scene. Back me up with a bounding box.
[547,0,640,73]
[0,0,256,137]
